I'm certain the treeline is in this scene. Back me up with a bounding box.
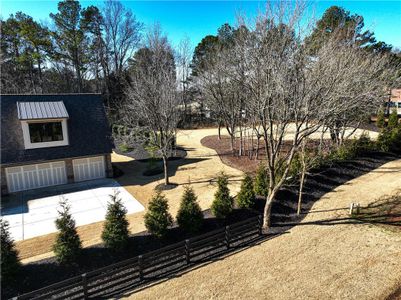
[1,0,141,113]
[2,1,400,114]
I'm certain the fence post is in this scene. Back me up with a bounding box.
[82,273,88,299]
[225,225,230,249]
[138,255,144,281]
[258,214,263,235]
[185,239,191,264]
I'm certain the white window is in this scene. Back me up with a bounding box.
[21,119,69,149]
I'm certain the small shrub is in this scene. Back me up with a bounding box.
[388,108,399,129]
[101,191,130,251]
[288,154,302,180]
[118,143,131,153]
[237,174,256,209]
[376,107,386,129]
[350,133,376,155]
[53,198,82,264]
[254,163,269,197]
[1,219,20,283]
[211,172,233,218]
[377,125,401,152]
[377,129,392,152]
[144,191,173,238]
[177,186,204,233]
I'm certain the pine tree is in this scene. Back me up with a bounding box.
[388,108,399,130]
[211,172,233,218]
[254,163,269,197]
[1,219,20,283]
[144,191,173,238]
[53,198,82,264]
[101,191,130,251]
[237,174,256,209]
[376,107,385,129]
[177,186,204,233]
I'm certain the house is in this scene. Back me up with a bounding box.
[386,88,401,116]
[1,94,114,195]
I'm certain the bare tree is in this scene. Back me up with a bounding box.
[177,36,193,124]
[102,0,142,78]
[125,24,181,185]
[227,1,394,232]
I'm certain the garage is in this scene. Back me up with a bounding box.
[73,156,105,182]
[5,161,67,193]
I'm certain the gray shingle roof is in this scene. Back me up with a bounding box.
[17,101,69,120]
[1,94,114,165]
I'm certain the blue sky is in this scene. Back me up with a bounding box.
[1,1,401,49]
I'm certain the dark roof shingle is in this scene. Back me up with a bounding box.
[1,94,114,165]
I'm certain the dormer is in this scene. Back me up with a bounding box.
[17,101,70,149]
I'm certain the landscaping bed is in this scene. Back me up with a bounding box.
[114,142,187,161]
[201,135,331,174]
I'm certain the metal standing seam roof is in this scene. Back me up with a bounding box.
[17,101,69,120]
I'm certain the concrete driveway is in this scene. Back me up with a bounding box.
[1,179,144,241]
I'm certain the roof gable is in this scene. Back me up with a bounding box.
[1,94,114,165]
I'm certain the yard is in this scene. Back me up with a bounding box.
[6,126,401,299]
[15,128,243,262]
[125,157,401,300]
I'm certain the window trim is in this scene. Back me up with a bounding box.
[21,119,69,149]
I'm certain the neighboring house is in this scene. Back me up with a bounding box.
[1,94,114,195]
[385,88,401,116]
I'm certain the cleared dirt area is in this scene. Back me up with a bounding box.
[125,157,401,300]
[16,128,243,263]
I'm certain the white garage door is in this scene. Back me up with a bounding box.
[73,156,105,182]
[6,161,67,193]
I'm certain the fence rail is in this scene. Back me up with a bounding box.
[13,215,262,300]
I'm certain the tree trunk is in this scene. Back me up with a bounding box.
[218,122,222,140]
[162,155,169,185]
[255,137,260,160]
[239,128,243,156]
[297,165,306,215]
[262,193,275,233]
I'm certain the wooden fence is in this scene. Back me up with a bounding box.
[13,215,262,300]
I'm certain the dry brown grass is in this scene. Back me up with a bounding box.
[123,158,401,300]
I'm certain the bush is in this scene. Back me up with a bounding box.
[144,191,173,238]
[53,198,82,264]
[118,143,131,153]
[237,174,256,209]
[377,124,401,153]
[176,186,204,233]
[376,107,386,129]
[377,129,392,152]
[211,172,233,218]
[388,108,399,129]
[1,219,20,283]
[254,163,269,197]
[101,191,130,251]
[349,133,376,155]
[288,154,302,180]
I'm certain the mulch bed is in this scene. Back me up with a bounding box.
[114,142,187,162]
[201,135,328,174]
[3,149,399,299]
